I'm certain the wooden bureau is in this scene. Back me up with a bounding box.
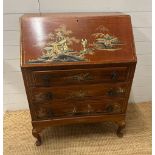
[20,13,137,146]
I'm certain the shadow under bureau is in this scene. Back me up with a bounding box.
[20,12,137,146]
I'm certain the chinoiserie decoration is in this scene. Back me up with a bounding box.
[28,25,123,63]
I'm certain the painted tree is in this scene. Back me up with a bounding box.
[43,24,80,57]
[49,24,79,46]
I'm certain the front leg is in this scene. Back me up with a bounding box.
[32,128,42,146]
[116,120,126,137]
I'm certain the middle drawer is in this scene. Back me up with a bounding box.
[31,83,128,104]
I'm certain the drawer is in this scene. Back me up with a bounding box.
[31,83,128,103]
[31,67,129,87]
[33,98,124,120]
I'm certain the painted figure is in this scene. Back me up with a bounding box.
[81,39,87,51]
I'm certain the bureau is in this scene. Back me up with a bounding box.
[20,13,137,146]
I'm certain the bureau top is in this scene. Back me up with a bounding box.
[20,13,137,68]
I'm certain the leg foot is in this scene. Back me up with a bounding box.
[36,139,41,146]
[116,121,126,138]
[32,128,42,146]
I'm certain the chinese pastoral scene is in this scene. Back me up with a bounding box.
[28,24,123,63]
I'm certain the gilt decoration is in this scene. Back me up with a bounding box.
[28,24,123,63]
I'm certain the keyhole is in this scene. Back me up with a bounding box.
[77,19,79,22]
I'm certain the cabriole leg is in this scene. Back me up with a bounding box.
[32,128,42,146]
[116,120,126,137]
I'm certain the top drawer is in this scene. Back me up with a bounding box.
[31,67,129,87]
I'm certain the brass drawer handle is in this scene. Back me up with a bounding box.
[108,89,117,96]
[71,73,93,82]
[108,88,125,96]
[106,105,114,113]
[105,104,121,113]
[111,71,118,80]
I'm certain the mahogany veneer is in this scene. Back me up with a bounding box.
[20,13,137,146]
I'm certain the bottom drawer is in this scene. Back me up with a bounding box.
[32,99,125,120]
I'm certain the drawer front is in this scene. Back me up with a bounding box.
[30,83,128,120]
[33,99,124,120]
[32,67,129,87]
[31,83,128,103]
